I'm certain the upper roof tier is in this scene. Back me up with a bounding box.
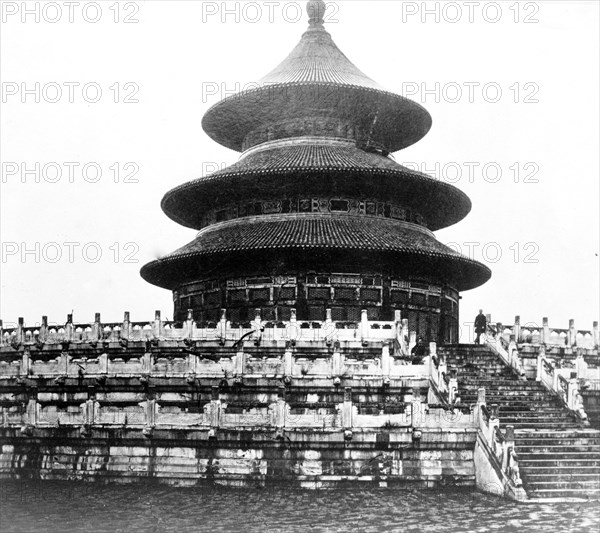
[201,1,432,154]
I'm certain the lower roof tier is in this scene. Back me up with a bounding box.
[140,215,491,291]
[161,139,471,232]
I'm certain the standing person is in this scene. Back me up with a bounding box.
[474,310,487,344]
[411,337,427,364]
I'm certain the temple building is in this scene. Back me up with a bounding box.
[2,1,597,501]
[141,0,491,343]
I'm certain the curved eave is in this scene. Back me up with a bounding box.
[140,216,491,292]
[201,82,432,154]
[161,166,472,232]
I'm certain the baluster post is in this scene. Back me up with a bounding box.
[513,316,521,343]
[153,310,162,338]
[93,313,102,341]
[542,317,550,345]
[381,342,391,378]
[21,349,31,377]
[218,309,227,342]
[185,309,194,339]
[360,309,369,343]
[65,314,74,342]
[122,312,131,341]
[40,316,48,343]
[536,345,545,382]
[210,386,221,429]
[17,318,24,344]
[401,319,409,355]
[568,319,577,347]
[409,330,417,354]
[342,387,353,429]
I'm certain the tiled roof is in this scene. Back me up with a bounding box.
[201,26,431,154]
[161,141,471,231]
[140,215,491,291]
[258,26,383,89]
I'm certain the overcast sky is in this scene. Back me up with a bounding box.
[1,0,598,339]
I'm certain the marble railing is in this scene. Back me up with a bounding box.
[486,316,598,351]
[2,392,477,435]
[475,388,527,501]
[0,345,434,381]
[0,309,411,350]
[536,347,589,422]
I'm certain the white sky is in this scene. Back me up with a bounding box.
[0,0,598,339]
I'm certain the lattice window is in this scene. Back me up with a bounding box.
[308,287,330,300]
[308,306,325,321]
[249,288,270,302]
[262,307,276,321]
[410,293,427,306]
[430,314,440,341]
[334,288,356,301]
[331,307,345,321]
[205,292,221,306]
[347,307,361,322]
[367,308,380,320]
[391,290,409,304]
[360,288,381,302]
[278,287,296,300]
[277,307,292,321]
[429,295,441,308]
[229,290,247,303]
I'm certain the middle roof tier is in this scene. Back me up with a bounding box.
[162,138,471,232]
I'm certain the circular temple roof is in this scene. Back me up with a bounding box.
[140,215,491,291]
[201,21,431,153]
[161,139,471,232]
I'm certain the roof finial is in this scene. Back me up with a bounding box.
[307,0,327,25]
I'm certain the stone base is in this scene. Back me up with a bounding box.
[0,427,476,488]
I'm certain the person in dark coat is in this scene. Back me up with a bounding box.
[411,337,427,364]
[474,310,487,344]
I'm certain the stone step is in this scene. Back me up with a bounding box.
[522,459,600,468]
[504,422,581,430]
[459,380,542,387]
[517,444,599,453]
[445,359,503,364]
[523,471,600,482]
[519,452,600,461]
[459,393,558,402]
[525,487,600,498]
[459,376,538,382]
[459,397,561,407]
[458,382,550,392]
[499,406,569,413]
[500,413,573,420]
[448,363,508,369]
[502,422,580,429]
[453,365,514,369]
[524,478,600,490]
[515,429,599,437]
[516,437,600,446]
[500,417,576,424]
[448,364,506,368]
[459,376,537,382]
[441,345,493,350]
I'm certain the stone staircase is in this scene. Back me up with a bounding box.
[441,344,600,500]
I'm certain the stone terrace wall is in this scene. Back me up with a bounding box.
[0,310,475,487]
